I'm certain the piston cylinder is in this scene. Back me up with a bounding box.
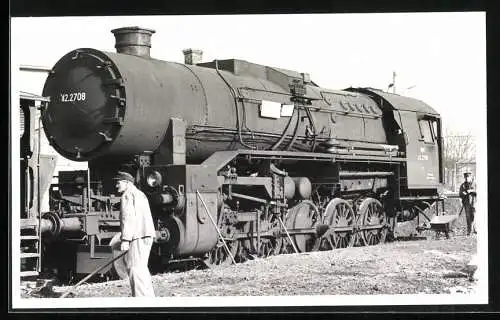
[40,213,82,237]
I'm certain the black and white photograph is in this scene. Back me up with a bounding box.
[10,12,488,309]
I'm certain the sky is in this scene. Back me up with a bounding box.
[11,13,486,137]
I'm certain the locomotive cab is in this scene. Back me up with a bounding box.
[399,112,442,188]
[346,88,443,187]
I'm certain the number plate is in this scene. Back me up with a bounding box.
[60,92,86,102]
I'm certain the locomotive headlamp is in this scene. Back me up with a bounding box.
[155,192,174,205]
[146,171,162,187]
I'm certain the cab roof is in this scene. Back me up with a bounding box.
[346,87,440,116]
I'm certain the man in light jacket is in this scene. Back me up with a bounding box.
[114,171,156,297]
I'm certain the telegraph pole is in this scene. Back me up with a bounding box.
[392,71,396,94]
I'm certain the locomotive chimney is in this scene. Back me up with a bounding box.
[111,26,156,58]
[182,48,203,65]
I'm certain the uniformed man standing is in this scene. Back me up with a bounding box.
[459,172,477,236]
[114,171,156,297]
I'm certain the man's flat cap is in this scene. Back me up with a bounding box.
[113,171,135,183]
[464,172,472,177]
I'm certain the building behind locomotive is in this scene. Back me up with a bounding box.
[40,26,444,278]
[19,92,59,277]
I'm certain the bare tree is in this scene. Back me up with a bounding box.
[442,127,476,188]
[443,128,476,168]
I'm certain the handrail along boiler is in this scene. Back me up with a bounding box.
[38,26,445,279]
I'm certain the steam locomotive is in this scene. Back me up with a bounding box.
[37,27,444,280]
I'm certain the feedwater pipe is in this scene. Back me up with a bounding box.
[270,106,296,151]
[214,59,256,150]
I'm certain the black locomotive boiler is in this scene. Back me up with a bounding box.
[38,27,444,279]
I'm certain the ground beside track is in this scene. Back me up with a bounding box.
[25,236,477,297]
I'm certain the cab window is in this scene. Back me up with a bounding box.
[431,121,438,140]
[418,119,434,143]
